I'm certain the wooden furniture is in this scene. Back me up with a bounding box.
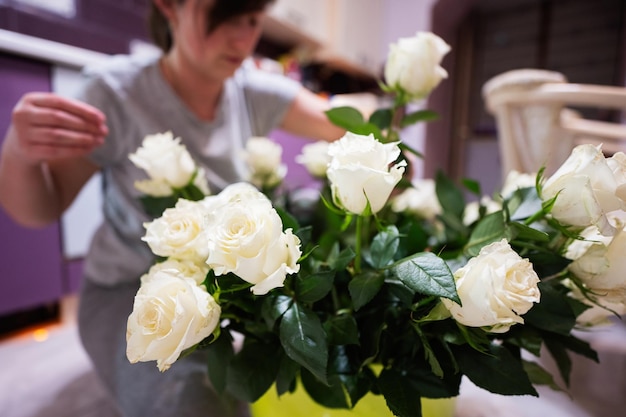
[482,69,626,177]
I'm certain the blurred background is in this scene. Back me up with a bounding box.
[0,1,624,416]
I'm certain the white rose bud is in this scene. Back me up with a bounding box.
[205,192,301,295]
[126,268,221,372]
[391,179,441,220]
[129,131,196,189]
[442,239,541,333]
[243,136,287,189]
[543,144,625,235]
[296,141,332,178]
[327,132,406,215]
[501,170,537,198]
[142,199,210,263]
[384,31,451,101]
[463,196,502,226]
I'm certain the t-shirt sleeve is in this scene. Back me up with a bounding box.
[240,67,302,136]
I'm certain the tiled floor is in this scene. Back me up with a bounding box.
[1,296,623,417]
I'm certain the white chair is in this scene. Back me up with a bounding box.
[483,69,626,417]
[482,69,626,178]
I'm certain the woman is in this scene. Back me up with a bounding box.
[0,0,344,415]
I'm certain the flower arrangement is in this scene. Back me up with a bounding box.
[125,32,626,417]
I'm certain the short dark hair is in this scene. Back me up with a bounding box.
[149,0,275,52]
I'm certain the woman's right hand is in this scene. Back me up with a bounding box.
[5,92,108,165]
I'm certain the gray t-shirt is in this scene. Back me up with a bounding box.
[77,53,301,286]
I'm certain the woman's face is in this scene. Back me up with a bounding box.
[169,0,265,82]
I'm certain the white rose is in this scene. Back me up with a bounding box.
[501,170,536,198]
[126,268,221,372]
[384,31,451,101]
[243,136,287,189]
[296,141,332,178]
[543,144,625,235]
[569,224,626,299]
[327,132,406,215]
[205,194,301,295]
[391,179,441,220]
[142,199,210,263]
[129,131,196,188]
[148,258,209,285]
[213,182,267,205]
[442,239,541,333]
[463,196,502,226]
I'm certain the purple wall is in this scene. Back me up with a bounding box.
[0,53,64,316]
[270,129,319,191]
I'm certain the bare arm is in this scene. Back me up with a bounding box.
[0,93,107,228]
[280,88,345,142]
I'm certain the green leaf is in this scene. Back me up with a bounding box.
[523,360,562,391]
[391,252,459,303]
[462,178,481,196]
[542,334,597,387]
[301,370,350,409]
[369,108,393,130]
[205,331,235,393]
[398,142,424,159]
[280,302,329,384]
[504,327,543,356]
[325,106,384,138]
[404,363,462,399]
[543,338,572,386]
[400,109,439,127]
[180,183,206,201]
[275,206,300,233]
[139,195,178,218]
[509,221,550,243]
[294,270,335,303]
[465,211,508,257]
[435,171,465,219]
[454,343,538,396]
[368,225,400,268]
[275,355,300,395]
[325,106,365,130]
[506,186,543,221]
[348,270,385,311]
[378,368,423,417]
[523,283,577,336]
[226,340,282,402]
[413,324,444,377]
[324,313,360,345]
[262,294,293,329]
[351,123,385,140]
[296,225,313,249]
[329,246,356,271]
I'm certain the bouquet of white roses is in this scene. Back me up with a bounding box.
[124,32,626,417]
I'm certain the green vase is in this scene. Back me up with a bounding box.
[250,384,456,417]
